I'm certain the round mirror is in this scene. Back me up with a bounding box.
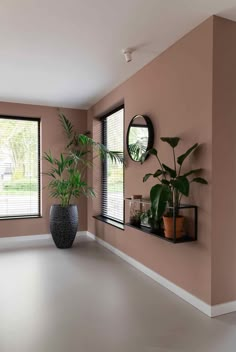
[127,115,154,162]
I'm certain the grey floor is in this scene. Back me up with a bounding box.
[0,235,236,352]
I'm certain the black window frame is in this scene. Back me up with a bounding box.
[101,105,125,227]
[0,115,41,220]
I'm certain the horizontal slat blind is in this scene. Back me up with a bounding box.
[102,107,124,223]
[0,117,40,218]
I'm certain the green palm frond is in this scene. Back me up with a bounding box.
[128,141,147,161]
[98,143,124,164]
[43,150,54,164]
[44,113,124,206]
[59,113,74,139]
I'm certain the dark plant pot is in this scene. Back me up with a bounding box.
[50,205,78,249]
[130,217,141,227]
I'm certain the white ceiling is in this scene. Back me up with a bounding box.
[1,0,236,109]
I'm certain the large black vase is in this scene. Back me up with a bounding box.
[50,205,78,249]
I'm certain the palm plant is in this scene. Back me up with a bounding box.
[44,113,123,207]
[142,137,207,228]
[128,140,148,161]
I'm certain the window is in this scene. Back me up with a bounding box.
[102,106,124,224]
[0,116,40,218]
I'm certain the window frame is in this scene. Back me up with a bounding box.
[101,105,125,226]
[0,115,41,220]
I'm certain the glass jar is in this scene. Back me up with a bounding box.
[128,196,151,228]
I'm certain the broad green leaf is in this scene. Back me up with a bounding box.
[143,173,153,182]
[143,170,164,182]
[191,177,208,184]
[153,169,165,178]
[162,163,176,178]
[161,179,170,186]
[171,176,189,196]
[141,148,158,164]
[161,137,180,148]
[183,168,202,177]
[146,148,158,157]
[150,184,171,221]
[177,143,199,166]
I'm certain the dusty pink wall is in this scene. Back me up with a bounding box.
[88,18,213,304]
[212,17,236,305]
[0,102,87,238]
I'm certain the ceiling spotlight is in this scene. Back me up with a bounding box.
[122,48,133,63]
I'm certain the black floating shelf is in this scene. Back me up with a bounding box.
[125,223,197,244]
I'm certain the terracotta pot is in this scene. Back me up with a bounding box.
[163,215,185,239]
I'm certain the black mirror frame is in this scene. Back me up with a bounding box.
[126,115,154,162]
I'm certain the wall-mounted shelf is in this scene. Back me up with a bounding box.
[126,198,198,244]
[125,223,197,244]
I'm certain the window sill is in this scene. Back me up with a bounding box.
[0,215,42,220]
[93,215,125,230]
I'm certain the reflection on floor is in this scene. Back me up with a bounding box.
[0,234,235,352]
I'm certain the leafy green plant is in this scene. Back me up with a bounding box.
[130,210,142,227]
[128,140,147,161]
[44,113,123,207]
[139,184,171,231]
[142,137,207,227]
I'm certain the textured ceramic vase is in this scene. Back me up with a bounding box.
[50,205,78,249]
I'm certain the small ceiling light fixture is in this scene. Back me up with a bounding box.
[122,48,134,63]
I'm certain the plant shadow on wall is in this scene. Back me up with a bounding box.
[44,113,123,249]
[141,137,208,239]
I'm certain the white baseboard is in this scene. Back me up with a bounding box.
[0,233,52,248]
[0,231,86,249]
[211,301,236,317]
[86,232,96,240]
[86,231,236,318]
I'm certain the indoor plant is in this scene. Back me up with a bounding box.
[130,210,142,227]
[142,137,207,238]
[44,113,123,248]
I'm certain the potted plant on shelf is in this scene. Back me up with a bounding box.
[142,137,208,238]
[44,113,123,249]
